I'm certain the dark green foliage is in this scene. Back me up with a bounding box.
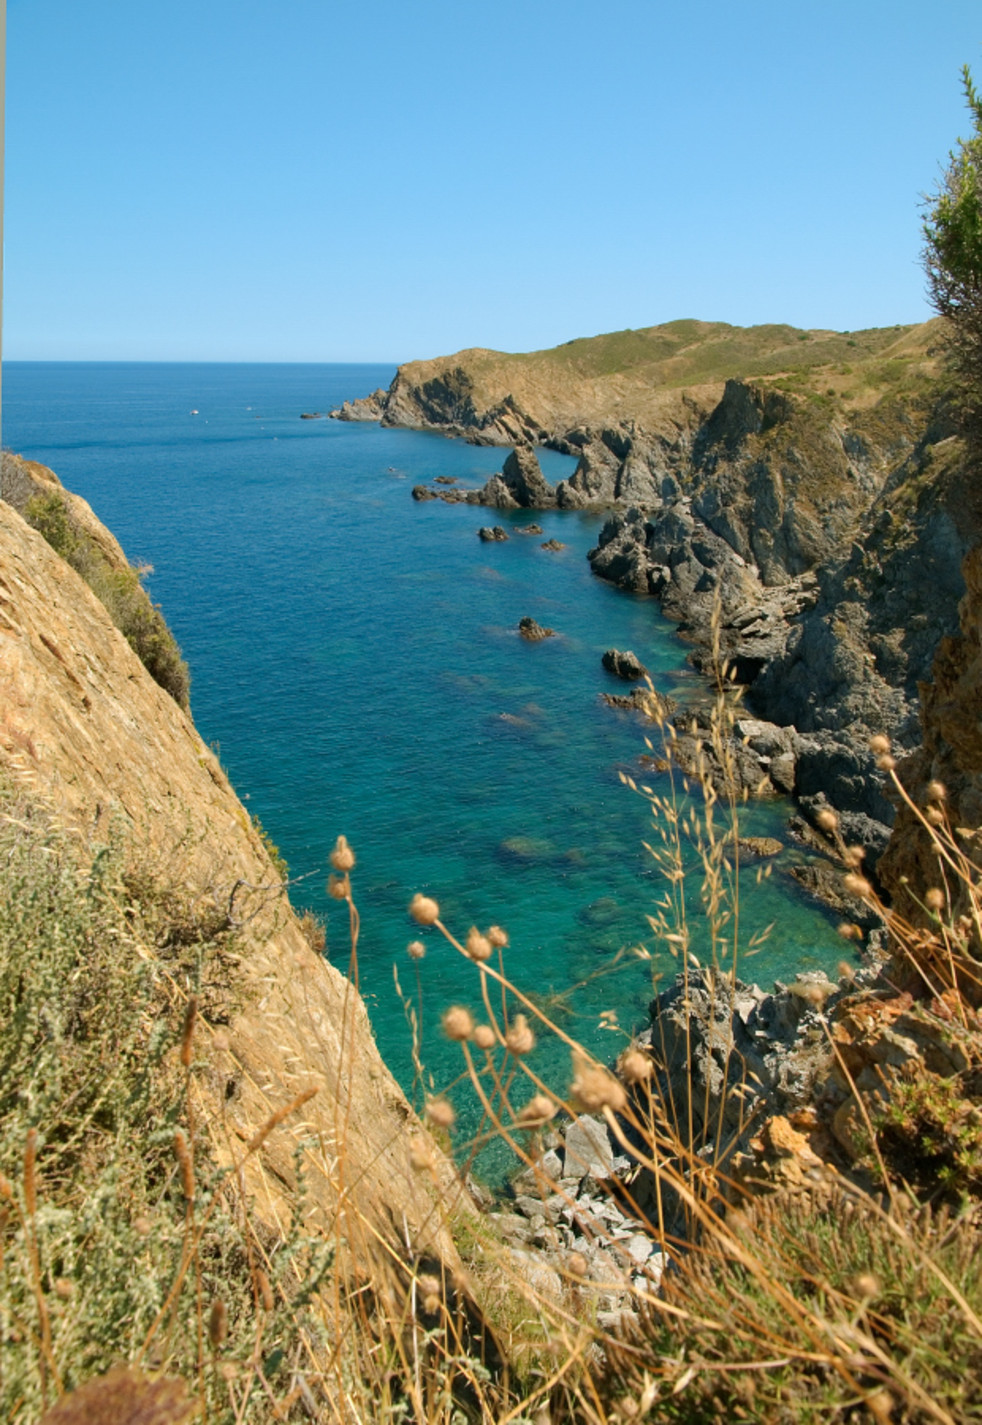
[923,66,982,456]
[24,491,191,710]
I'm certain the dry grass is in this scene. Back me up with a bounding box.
[4,653,982,1422]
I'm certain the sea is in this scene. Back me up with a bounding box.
[6,361,846,1164]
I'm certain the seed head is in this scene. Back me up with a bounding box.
[865,1388,895,1424]
[473,1024,496,1050]
[409,1135,435,1171]
[519,1094,556,1125]
[869,734,891,755]
[487,925,509,948]
[54,1278,75,1300]
[927,780,947,803]
[838,959,857,981]
[843,873,873,900]
[442,1006,475,1042]
[876,754,897,772]
[926,806,945,826]
[505,1014,535,1056]
[815,808,839,834]
[844,844,865,868]
[418,1273,441,1300]
[256,1269,275,1313]
[329,835,356,872]
[567,1251,589,1279]
[925,887,945,912]
[327,873,349,900]
[852,1271,881,1300]
[571,1050,627,1113]
[208,1299,228,1350]
[465,926,493,961]
[837,922,862,942]
[426,1098,456,1131]
[619,1048,653,1084]
[409,893,440,925]
[134,1216,153,1238]
[407,939,426,960]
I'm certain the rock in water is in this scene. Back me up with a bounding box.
[502,444,557,507]
[479,445,557,509]
[478,525,509,542]
[602,648,648,681]
[518,617,555,641]
[541,538,566,551]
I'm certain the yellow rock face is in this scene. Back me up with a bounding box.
[0,492,468,1264]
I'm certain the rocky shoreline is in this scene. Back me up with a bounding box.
[332,357,977,882]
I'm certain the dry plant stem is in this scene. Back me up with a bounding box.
[22,1130,60,1405]
[137,1086,319,1363]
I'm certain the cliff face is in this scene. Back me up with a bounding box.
[338,317,974,859]
[0,480,465,1261]
[879,536,982,917]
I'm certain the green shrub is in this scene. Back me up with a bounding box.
[24,492,190,710]
[0,787,329,1422]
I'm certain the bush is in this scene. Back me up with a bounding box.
[24,492,191,710]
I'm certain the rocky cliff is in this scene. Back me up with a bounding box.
[0,470,467,1264]
[337,318,977,863]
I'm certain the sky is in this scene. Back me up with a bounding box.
[6,0,982,363]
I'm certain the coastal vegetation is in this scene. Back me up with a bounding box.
[3,61,982,1425]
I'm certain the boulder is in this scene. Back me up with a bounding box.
[602,648,649,681]
[564,1116,615,1178]
[478,525,509,542]
[499,445,557,508]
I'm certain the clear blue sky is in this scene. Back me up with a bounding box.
[6,0,982,362]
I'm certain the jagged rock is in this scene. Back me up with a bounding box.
[518,617,555,641]
[600,688,675,721]
[411,485,437,501]
[564,1116,615,1178]
[541,538,566,551]
[516,523,543,534]
[602,648,649,681]
[738,836,783,857]
[478,525,509,542]
[328,388,387,422]
[477,445,557,509]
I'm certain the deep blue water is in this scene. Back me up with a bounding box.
[6,362,847,1158]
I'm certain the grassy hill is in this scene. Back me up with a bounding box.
[387,317,945,435]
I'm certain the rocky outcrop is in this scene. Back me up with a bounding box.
[518,617,555,641]
[476,445,557,509]
[0,487,468,1265]
[478,525,509,542]
[329,388,388,422]
[600,687,676,720]
[601,649,648,681]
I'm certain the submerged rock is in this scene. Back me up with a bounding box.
[518,617,555,641]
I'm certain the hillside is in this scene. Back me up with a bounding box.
[335,316,944,443]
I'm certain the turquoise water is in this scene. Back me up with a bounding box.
[6,363,846,1148]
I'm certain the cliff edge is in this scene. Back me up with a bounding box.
[0,473,466,1263]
